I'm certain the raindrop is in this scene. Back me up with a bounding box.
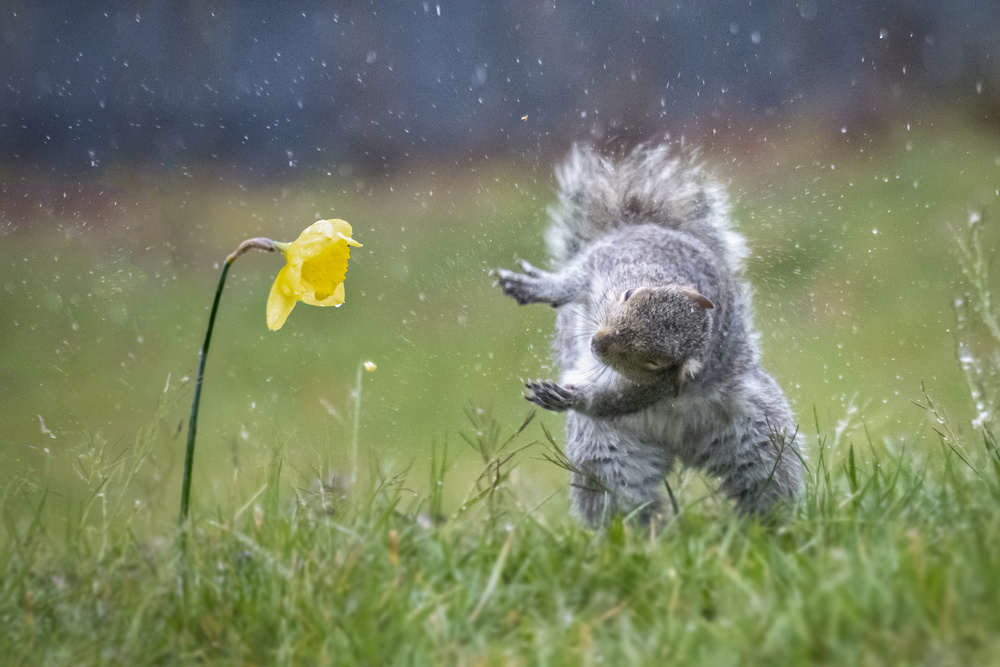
[471,64,487,87]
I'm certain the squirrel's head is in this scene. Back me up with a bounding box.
[591,285,714,389]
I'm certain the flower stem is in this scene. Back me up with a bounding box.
[180,238,276,525]
[350,362,364,487]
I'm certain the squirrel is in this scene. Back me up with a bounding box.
[497,143,803,524]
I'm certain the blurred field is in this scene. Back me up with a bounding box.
[2,114,1000,528]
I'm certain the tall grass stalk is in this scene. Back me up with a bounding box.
[350,363,364,488]
[950,210,1000,492]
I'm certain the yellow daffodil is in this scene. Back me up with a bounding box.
[266,219,362,330]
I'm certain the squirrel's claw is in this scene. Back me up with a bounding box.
[517,259,544,276]
[525,379,578,412]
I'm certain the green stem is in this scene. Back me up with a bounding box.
[350,362,364,487]
[180,238,277,525]
[179,261,231,524]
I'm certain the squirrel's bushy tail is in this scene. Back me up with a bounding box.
[546,143,747,270]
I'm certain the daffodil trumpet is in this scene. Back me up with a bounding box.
[180,220,360,526]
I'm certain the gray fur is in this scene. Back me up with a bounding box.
[497,143,803,525]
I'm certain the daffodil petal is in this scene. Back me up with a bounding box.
[266,265,298,331]
[322,218,355,239]
[336,233,363,247]
[290,219,357,254]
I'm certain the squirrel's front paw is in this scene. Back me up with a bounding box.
[525,379,579,412]
[496,261,560,306]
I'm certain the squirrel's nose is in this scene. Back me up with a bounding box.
[591,330,612,357]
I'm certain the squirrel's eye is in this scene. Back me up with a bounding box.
[622,289,634,302]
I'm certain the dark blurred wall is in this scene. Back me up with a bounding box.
[1,1,998,175]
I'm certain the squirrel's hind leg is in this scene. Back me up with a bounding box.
[566,415,671,525]
[709,421,804,515]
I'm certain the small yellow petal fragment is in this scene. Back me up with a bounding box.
[363,361,377,372]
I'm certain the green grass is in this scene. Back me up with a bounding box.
[3,403,1000,665]
[3,113,1000,663]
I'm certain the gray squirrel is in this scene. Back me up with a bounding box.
[497,144,803,524]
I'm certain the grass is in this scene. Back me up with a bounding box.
[3,401,1000,665]
[3,113,1000,663]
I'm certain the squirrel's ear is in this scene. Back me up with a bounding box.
[678,287,714,310]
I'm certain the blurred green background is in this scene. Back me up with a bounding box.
[3,112,999,528]
[4,3,1000,529]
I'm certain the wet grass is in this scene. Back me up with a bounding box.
[3,114,1000,663]
[2,402,1000,665]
